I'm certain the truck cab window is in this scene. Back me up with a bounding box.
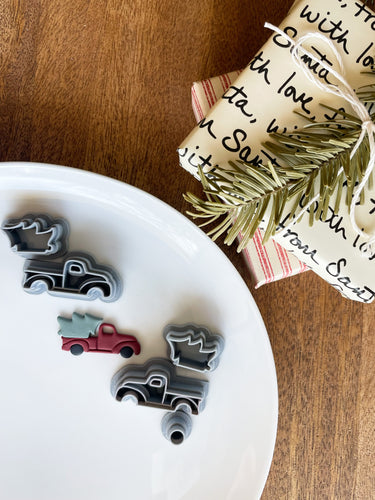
[69,264,84,275]
[149,377,165,387]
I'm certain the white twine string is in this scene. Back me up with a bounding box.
[265,22,375,256]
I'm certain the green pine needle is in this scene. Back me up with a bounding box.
[184,80,375,252]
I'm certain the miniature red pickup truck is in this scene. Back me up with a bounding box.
[61,323,141,358]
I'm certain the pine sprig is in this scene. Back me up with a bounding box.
[357,86,375,103]
[184,84,375,252]
[264,106,373,209]
[185,161,293,249]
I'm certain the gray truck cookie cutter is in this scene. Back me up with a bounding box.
[111,358,208,415]
[1,214,69,258]
[164,323,225,373]
[23,251,122,302]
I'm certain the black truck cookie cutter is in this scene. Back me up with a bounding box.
[23,252,122,302]
[111,357,208,415]
[2,213,122,302]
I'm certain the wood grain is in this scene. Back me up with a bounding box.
[0,1,374,498]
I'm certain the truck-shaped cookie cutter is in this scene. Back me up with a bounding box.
[2,213,122,302]
[58,313,141,357]
[111,358,208,415]
[23,252,121,302]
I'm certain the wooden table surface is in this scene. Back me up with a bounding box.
[1,1,374,498]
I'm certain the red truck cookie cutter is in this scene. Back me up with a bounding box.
[58,313,141,358]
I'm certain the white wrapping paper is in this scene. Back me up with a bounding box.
[178,0,375,302]
[191,70,309,288]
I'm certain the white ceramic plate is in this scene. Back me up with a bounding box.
[0,162,277,500]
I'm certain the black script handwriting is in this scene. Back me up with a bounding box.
[277,216,319,263]
[222,129,247,153]
[324,106,346,122]
[177,147,214,170]
[267,118,288,134]
[221,129,263,165]
[296,196,347,240]
[356,42,375,69]
[222,86,257,123]
[178,147,187,158]
[301,46,334,85]
[300,5,350,55]
[198,117,217,139]
[248,51,271,85]
[319,208,347,240]
[282,229,319,263]
[354,2,375,30]
[352,230,375,261]
[272,26,298,49]
[277,72,314,114]
[272,26,335,85]
[326,258,375,302]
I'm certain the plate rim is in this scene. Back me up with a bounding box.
[0,160,278,499]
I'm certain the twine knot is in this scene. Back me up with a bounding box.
[265,22,375,257]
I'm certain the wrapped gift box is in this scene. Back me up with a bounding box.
[191,70,309,288]
[179,0,375,303]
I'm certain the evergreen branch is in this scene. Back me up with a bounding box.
[184,104,375,252]
[357,85,375,103]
